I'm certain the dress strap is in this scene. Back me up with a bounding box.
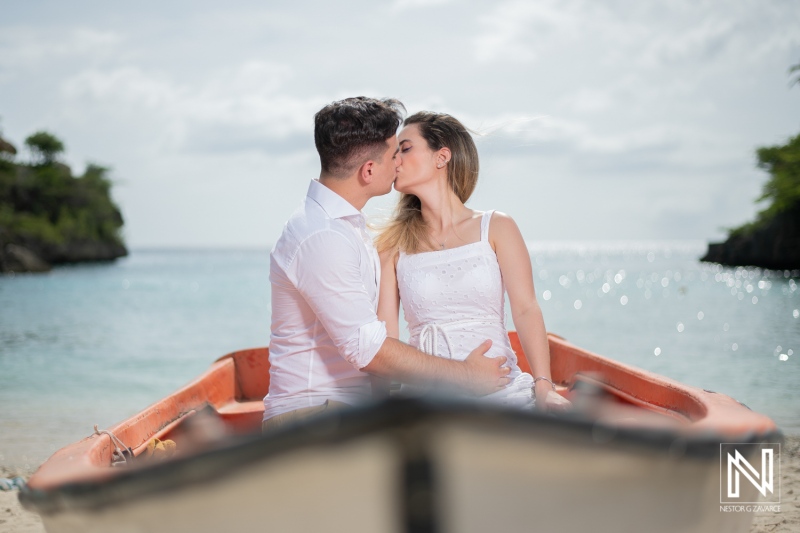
[480,210,495,242]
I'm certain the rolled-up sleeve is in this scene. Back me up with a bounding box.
[289,230,386,369]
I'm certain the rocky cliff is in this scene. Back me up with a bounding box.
[702,130,800,272]
[701,205,800,271]
[0,133,127,273]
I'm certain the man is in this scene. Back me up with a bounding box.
[263,97,510,430]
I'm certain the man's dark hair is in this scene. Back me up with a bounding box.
[314,97,405,177]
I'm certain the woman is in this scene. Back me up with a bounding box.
[376,111,568,410]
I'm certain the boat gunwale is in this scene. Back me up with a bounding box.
[541,334,777,436]
[20,332,783,516]
[21,356,242,492]
[19,396,784,516]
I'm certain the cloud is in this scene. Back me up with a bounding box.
[391,0,454,12]
[60,61,324,155]
[0,27,123,71]
[639,19,735,69]
[562,88,614,114]
[453,112,684,168]
[474,1,579,63]
[473,0,800,70]
[63,67,176,108]
[2,0,798,245]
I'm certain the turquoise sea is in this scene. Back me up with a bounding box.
[1,243,798,470]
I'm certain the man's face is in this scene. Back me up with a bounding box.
[371,135,400,196]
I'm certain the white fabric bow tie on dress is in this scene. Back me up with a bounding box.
[417,319,497,359]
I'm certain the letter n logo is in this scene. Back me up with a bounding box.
[720,443,780,504]
[728,449,772,497]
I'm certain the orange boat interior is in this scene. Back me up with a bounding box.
[26,332,778,491]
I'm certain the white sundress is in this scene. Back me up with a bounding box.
[396,210,534,407]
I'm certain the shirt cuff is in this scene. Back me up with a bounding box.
[353,320,387,369]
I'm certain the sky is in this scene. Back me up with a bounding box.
[1,0,799,248]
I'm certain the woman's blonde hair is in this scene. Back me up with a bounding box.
[375,112,479,254]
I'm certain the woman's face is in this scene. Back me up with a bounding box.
[395,124,439,195]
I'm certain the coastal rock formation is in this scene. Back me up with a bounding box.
[0,239,129,273]
[1,243,51,273]
[702,205,800,270]
[703,127,800,272]
[0,132,128,274]
[0,137,17,156]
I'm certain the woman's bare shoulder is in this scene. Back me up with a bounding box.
[489,210,521,233]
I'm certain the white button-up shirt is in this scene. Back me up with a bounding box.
[264,179,387,421]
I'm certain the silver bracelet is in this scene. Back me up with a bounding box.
[533,376,556,390]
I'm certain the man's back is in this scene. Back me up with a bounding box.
[265,179,385,421]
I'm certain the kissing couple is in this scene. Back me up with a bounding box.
[263,96,570,431]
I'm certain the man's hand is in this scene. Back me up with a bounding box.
[462,340,511,396]
[364,337,511,395]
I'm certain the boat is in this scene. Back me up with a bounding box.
[20,332,781,533]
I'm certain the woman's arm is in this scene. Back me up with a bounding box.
[490,212,568,410]
[372,247,401,398]
[377,248,401,338]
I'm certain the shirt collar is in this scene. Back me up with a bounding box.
[307,179,362,220]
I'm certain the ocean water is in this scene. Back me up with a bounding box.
[0,244,798,469]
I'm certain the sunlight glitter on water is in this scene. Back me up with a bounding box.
[524,240,799,433]
[1,243,798,469]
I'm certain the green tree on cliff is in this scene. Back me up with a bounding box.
[0,119,17,159]
[754,135,800,219]
[729,63,800,237]
[0,129,126,272]
[25,131,65,165]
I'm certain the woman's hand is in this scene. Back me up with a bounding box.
[534,380,572,412]
[544,391,573,412]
